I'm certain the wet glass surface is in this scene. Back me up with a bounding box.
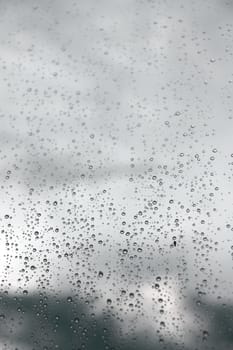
[0,0,233,349]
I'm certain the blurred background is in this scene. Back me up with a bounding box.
[0,0,233,349]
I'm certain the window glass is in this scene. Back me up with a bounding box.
[0,0,233,349]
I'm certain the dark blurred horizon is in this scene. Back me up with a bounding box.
[0,291,232,350]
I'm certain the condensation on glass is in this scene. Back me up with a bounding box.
[0,0,232,349]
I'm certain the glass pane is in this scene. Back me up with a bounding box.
[0,0,232,349]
